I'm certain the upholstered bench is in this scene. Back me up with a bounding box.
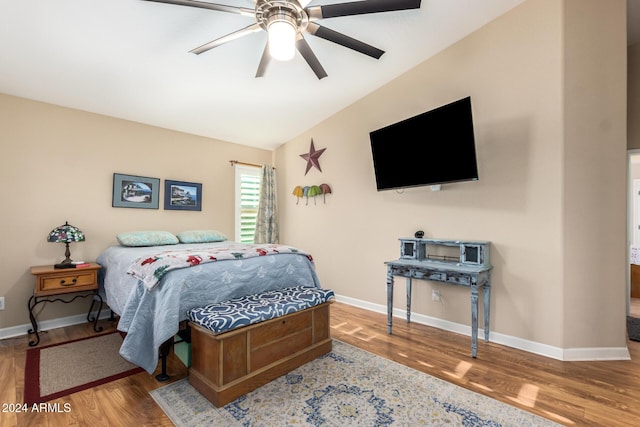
[187,286,334,407]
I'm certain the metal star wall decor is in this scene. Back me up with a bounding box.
[300,139,326,175]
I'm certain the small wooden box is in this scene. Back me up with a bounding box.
[188,302,332,407]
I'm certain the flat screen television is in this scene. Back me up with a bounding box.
[369,96,478,191]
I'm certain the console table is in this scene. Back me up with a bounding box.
[385,238,492,358]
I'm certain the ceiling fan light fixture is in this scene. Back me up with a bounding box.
[267,13,297,61]
[147,0,423,79]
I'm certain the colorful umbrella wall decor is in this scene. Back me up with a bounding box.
[302,186,310,205]
[292,183,332,205]
[292,186,303,204]
[320,183,332,203]
[307,185,322,205]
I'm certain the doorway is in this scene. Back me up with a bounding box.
[628,151,640,317]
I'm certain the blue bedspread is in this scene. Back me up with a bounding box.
[97,242,321,374]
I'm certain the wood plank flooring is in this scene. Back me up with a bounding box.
[2,302,639,426]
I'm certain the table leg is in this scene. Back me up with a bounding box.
[406,277,412,323]
[87,294,104,333]
[470,283,479,358]
[483,277,491,342]
[387,267,394,334]
[27,295,41,347]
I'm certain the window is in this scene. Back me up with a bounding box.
[235,165,261,243]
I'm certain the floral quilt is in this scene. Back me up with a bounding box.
[127,243,312,290]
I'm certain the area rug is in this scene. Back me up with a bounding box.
[150,340,560,426]
[24,331,143,404]
[628,316,640,341]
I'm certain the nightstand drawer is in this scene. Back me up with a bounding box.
[31,264,100,297]
[39,270,96,292]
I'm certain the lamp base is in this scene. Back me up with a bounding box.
[55,248,74,269]
[54,262,76,269]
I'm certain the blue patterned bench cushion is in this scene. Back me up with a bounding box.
[187,286,334,335]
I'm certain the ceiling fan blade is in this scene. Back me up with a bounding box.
[306,22,384,59]
[255,43,271,78]
[296,36,328,80]
[190,23,261,55]
[307,0,421,19]
[142,0,254,17]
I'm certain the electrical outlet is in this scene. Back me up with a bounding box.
[0,296,4,310]
[432,290,441,302]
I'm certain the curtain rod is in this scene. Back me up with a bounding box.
[229,160,275,169]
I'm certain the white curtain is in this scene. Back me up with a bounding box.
[254,165,279,244]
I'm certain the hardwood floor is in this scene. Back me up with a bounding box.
[2,302,640,426]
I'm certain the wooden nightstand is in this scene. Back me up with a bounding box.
[28,263,104,346]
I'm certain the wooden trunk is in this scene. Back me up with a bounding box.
[188,302,332,407]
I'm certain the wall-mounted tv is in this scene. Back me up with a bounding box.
[369,96,478,191]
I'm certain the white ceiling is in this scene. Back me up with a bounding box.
[0,0,636,150]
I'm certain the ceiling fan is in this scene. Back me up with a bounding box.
[143,0,422,79]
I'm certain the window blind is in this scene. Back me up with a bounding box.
[235,166,261,243]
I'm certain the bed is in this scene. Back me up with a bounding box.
[97,239,322,375]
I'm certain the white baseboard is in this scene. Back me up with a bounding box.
[0,310,113,341]
[334,294,631,361]
[3,294,631,361]
[561,347,631,361]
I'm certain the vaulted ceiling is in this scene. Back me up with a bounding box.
[1,0,636,150]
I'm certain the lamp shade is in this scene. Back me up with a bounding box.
[47,221,85,243]
[47,221,85,268]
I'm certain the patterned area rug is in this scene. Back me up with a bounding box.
[628,316,640,341]
[24,332,143,405]
[150,340,560,426]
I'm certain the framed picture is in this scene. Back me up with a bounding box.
[164,180,202,211]
[112,173,160,209]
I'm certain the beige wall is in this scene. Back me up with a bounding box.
[276,0,627,352]
[561,0,627,347]
[630,42,640,150]
[0,94,272,329]
[0,0,630,356]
